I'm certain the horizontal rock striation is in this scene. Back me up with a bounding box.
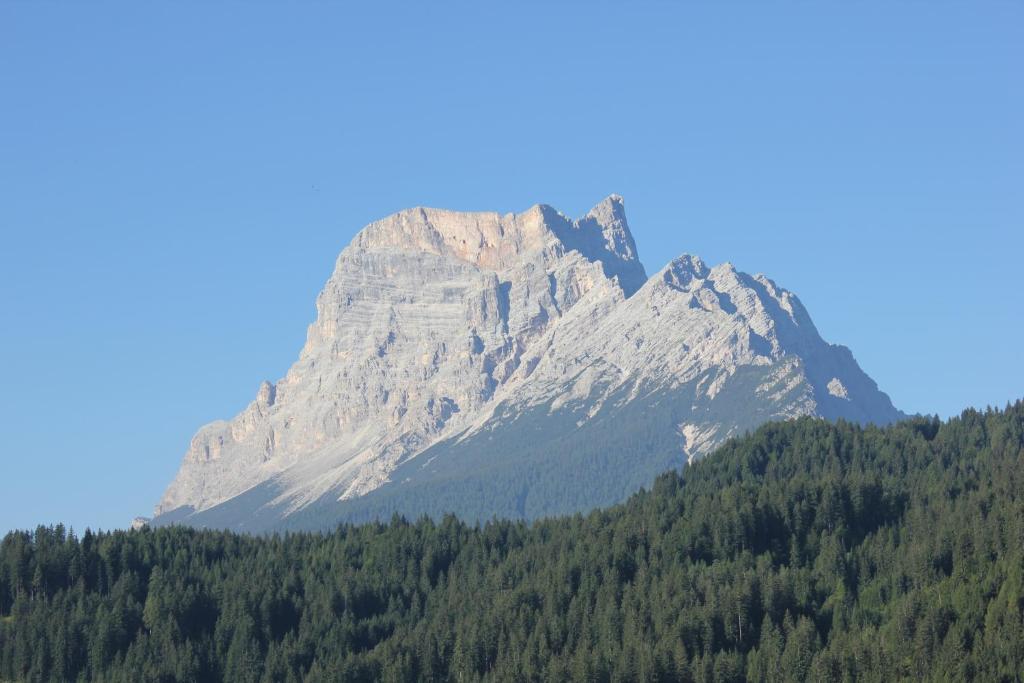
[155,196,901,529]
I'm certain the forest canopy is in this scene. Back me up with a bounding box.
[2,402,1023,681]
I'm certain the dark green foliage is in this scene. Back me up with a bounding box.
[2,402,1023,681]
[180,366,818,533]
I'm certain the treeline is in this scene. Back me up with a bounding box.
[2,402,1023,681]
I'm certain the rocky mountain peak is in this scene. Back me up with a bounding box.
[580,194,633,258]
[660,254,711,290]
[347,198,645,296]
[154,196,902,530]
[353,205,546,273]
[542,194,647,297]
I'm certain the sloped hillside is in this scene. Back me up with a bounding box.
[4,402,1022,681]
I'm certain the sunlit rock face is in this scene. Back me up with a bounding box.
[155,196,901,529]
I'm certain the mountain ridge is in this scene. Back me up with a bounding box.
[154,195,902,530]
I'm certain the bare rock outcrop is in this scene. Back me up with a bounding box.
[156,197,647,518]
[154,196,901,528]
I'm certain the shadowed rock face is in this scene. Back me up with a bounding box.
[155,196,902,529]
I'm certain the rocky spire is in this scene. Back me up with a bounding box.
[548,194,647,297]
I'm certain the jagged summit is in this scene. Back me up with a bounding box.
[352,195,645,294]
[154,196,901,530]
[661,254,710,289]
[550,194,646,297]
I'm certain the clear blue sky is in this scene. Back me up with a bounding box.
[1,3,1021,534]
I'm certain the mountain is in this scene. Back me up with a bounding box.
[153,196,902,531]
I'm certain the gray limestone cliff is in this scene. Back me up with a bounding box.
[154,196,902,530]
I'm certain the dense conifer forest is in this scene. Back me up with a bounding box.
[2,402,1022,682]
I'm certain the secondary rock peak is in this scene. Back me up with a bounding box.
[661,254,710,284]
[584,193,626,220]
[557,194,647,296]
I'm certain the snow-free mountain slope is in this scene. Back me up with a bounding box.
[156,197,647,519]
[154,196,901,530]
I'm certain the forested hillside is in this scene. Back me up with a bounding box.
[2,402,1023,682]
